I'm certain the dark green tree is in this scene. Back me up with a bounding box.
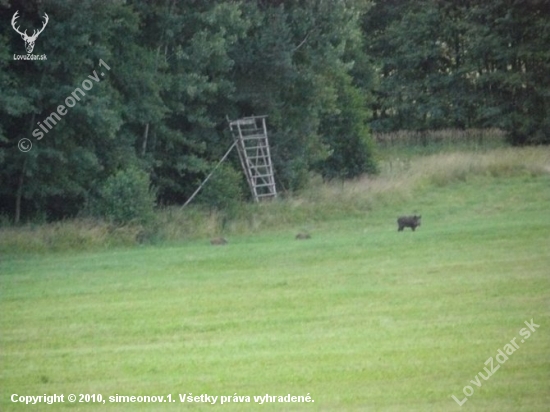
[0,0,380,223]
[128,0,249,204]
[362,0,550,143]
[0,0,137,222]
[466,0,550,144]
[233,0,378,189]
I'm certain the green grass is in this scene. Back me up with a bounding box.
[2,146,548,253]
[1,147,549,411]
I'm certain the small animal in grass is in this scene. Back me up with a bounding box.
[210,237,228,245]
[295,233,311,240]
[397,215,421,232]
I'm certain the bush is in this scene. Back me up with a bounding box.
[196,163,244,214]
[91,167,156,225]
[317,75,378,180]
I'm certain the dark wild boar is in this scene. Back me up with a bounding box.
[210,237,228,245]
[295,233,311,240]
[397,215,421,232]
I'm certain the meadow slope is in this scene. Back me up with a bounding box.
[1,147,549,411]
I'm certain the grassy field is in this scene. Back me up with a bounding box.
[1,146,549,411]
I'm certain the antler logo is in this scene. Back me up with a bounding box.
[11,11,49,54]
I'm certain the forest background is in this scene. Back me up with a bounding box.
[1,0,548,225]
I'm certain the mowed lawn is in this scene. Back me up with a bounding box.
[1,174,549,411]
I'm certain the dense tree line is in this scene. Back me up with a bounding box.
[364,0,550,141]
[0,0,548,223]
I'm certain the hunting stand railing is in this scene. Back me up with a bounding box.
[229,115,277,202]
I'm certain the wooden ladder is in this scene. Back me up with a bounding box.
[229,116,277,202]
